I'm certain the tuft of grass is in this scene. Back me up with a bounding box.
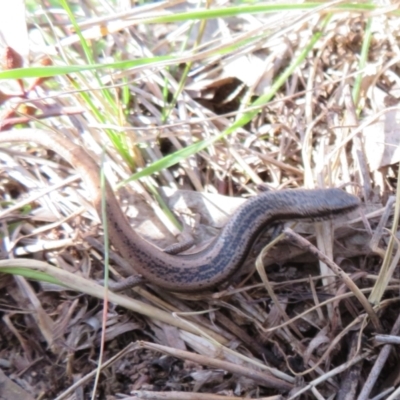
[0,1,399,398]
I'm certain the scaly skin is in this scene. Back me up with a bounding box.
[0,129,360,292]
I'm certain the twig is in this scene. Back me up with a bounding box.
[284,227,382,332]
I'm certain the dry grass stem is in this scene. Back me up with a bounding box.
[283,227,382,332]
[1,2,399,398]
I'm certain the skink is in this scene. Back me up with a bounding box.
[0,129,360,292]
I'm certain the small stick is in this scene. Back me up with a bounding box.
[283,227,382,332]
